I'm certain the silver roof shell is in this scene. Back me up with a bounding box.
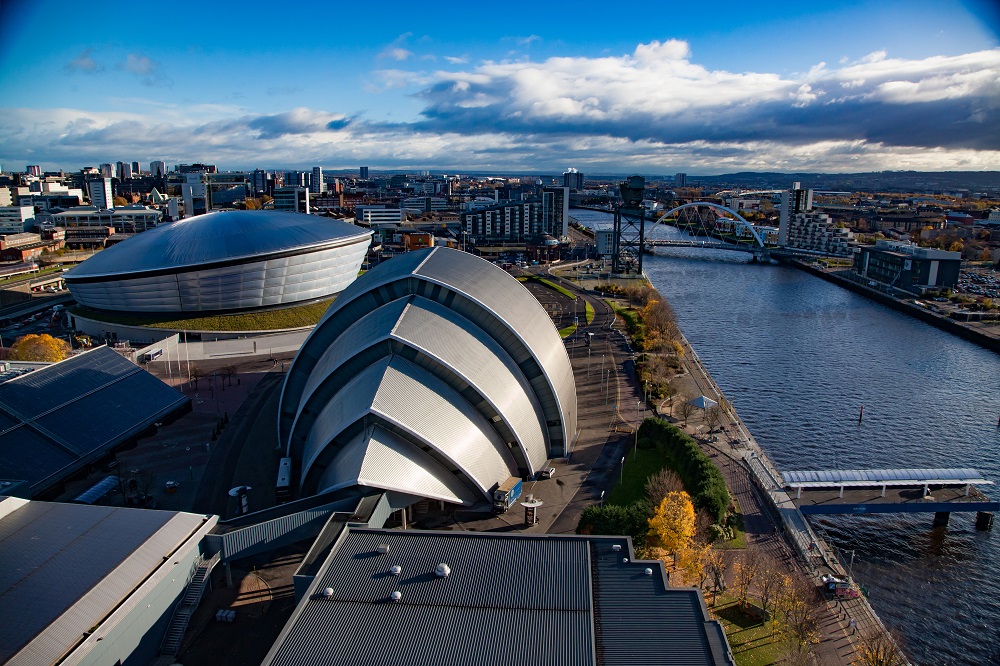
[64,210,371,279]
[281,247,576,455]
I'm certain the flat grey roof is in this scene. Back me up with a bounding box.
[783,468,992,488]
[0,346,189,496]
[0,497,209,664]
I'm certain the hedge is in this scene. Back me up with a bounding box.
[637,417,731,522]
[577,501,652,547]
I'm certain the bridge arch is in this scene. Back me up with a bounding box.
[659,202,766,248]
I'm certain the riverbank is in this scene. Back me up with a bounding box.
[549,259,913,663]
[787,259,1000,355]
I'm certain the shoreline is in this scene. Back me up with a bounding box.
[786,259,1000,355]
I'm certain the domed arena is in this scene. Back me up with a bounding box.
[278,246,577,506]
[64,210,372,314]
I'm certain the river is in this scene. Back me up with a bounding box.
[572,209,1000,665]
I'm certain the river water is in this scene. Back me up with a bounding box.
[573,209,1000,665]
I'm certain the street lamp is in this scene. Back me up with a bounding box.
[634,400,641,461]
[620,456,625,485]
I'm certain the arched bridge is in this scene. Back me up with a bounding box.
[656,202,767,249]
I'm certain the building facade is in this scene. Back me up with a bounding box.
[0,206,36,234]
[87,177,113,209]
[852,240,961,294]
[273,186,310,214]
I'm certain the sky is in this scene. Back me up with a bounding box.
[1,0,998,174]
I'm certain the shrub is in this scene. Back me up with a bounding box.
[637,417,731,523]
[577,501,653,547]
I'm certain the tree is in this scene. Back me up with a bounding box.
[189,364,202,388]
[854,626,906,666]
[112,195,128,207]
[244,197,262,210]
[776,576,820,658]
[677,395,696,427]
[9,333,71,362]
[757,558,786,628]
[677,541,711,589]
[731,545,761,609]
[645,468,683,507]
[981,248,993,262]
[704,548,728,603]
[662,379,678,416]
[222,364,237,387]
[647,491,696,562]
[705,406,723,432]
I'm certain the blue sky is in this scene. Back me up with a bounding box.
[1,0,998,173]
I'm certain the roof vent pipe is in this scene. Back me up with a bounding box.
[612,545,621,552]
[377,545,390,554]
[645,568,653,576]
[435,563,451,578]
[391,591,402,602]
[390,565,402,576]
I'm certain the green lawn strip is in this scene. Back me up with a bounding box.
[584,300,595,324]
[711,595,790,666]
[605,447,668,507]
[70,298,334,332]
[519,274,576,299]
[559,324,577,338]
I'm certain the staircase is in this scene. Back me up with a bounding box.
[160,552,220,658]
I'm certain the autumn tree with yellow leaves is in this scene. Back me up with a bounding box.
[9,334,71,362]
[647,491,695,564]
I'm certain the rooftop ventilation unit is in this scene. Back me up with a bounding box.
[622,558,629,563]
[645,568,653,576]
[390,565,402,576]
[612,544,621,552]
[391,591,402,602]
[435,563,451,578]
[377,545,390,554]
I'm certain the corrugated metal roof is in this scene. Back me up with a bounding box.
[782,468,993,488]
[65,210,371,278]
[263,528,594,666]
[590,538,732,665]
[0,500,207,666]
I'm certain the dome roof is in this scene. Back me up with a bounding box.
[66,210,370,279]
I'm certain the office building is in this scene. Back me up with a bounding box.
[852,240,961,295]
[53,205,162,233]
[359,166,369,179]
[563,168,584,190]
[541,186,570,238]
[355,205,404,227]
[181,172,210,216]
[150,160,166,178]
[273,186,310,214]
[252,169,270,195]
[87,177,113,209]
[0,206,36,234]
[99,163,114,178]
[285,171,308,188]
[674,173,687,187]
[311,167,325,194]
[26,165,41,177]
[130,161,140,176]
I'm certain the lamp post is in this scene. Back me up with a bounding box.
[620,456,625,485]
[634,400,641,461]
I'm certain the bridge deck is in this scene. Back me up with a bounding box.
[792,485,999,515]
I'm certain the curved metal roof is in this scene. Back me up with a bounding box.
[65,210,371,279]
[283,247,576,453]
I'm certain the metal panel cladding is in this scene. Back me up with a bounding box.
[64,210,371,313]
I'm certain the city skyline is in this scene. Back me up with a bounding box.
[1,0,999,173]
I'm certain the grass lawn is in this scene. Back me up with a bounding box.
[0,265,63,285]
[712,595,792,666]
[518,274,576,299]
[605,447,668,507]
[71,297,335,332]
[559,324,577,338]
[585,300,595,324]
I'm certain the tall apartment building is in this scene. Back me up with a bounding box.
[359,166,369,180]
[285,171,309,188]
[462,202,537,242]
[778,182,814,246]
[540,186,569,239]
[150,161,166,178]
[87,178,114,209]
[26,165,41,177]
[674,173,687,187]
[311,167,325,194]
[99,163,115,178]
[130,161,140,177]
[563,168,584,190]
[252,169,270,195]
[273,187,310,214]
